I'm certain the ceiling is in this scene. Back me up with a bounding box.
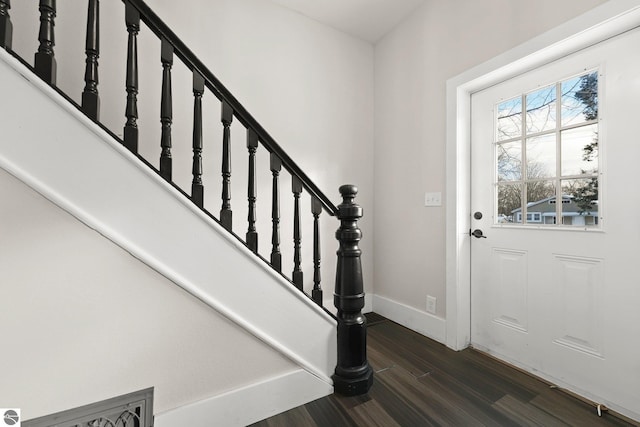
[268,0,426,43]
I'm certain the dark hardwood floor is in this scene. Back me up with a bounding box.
[251,313,638,427]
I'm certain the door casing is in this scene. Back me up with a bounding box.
[445,0,640,351]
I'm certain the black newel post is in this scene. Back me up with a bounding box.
[333,184,373,396]
[34,0,56,85]
[0,0,13,50]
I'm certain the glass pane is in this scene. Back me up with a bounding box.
[526,134,556,179]
[561,71,598,127]
[497,183,522,223]
[526,85,556,134]
[561,124,598,176]
[561,179,599,226]
[497,97,522,141]
[497,141,522,181]
[526,181,556,224]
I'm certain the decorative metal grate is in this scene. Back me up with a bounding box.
[23,388,153,427]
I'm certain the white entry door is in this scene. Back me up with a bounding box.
[471,28,640,419]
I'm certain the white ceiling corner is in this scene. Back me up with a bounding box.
[268,0,426,43]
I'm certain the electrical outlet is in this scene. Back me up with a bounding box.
[424,192,442,207]
[426,295,437,314]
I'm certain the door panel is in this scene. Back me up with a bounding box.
[471,28,640,419]
[551,254,604,357]
[491,248,528,333]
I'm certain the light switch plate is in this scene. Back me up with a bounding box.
[424,192,442,207]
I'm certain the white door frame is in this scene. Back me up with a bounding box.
[445,0,640,351]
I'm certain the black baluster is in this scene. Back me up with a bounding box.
[333,185,373,396]
[246,129,258,252]
[159,38,173,182]
[123,2,139,153]
[292,176,303,290]
[312,197,322,306]
[34,0,56,85]
[270,153,282,272]
[191,71,204,208]
[220,101,233,231]
[82,0,99,120]
[0,0,13,50]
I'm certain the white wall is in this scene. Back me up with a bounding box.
[373,0,607,322]
[8,0,375,307]
[0,167,297,419]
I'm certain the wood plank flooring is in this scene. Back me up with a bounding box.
[251,313,638,427]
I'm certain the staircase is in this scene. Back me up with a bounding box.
[0,0,371,425]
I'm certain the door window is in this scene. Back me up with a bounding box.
[495,71,599,227]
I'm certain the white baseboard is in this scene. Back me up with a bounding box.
[372,294,446,343]
[154,369,332,427]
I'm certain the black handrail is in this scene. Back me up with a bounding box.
[0,0,372,396]
[124,0,338,216]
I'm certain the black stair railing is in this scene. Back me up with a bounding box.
[123,1,139,153]
[82,0,99,120]
[34,0,56,84]
[0,0,372,396]
[0,0,12,50]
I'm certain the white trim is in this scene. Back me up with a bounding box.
[154,369,333,427]
[0,48,336,384]
[372,294,446,343]
[445,0,640,351]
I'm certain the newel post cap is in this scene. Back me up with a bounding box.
[338,185,362,219]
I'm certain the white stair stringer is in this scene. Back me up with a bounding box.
[0,48,337,390]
